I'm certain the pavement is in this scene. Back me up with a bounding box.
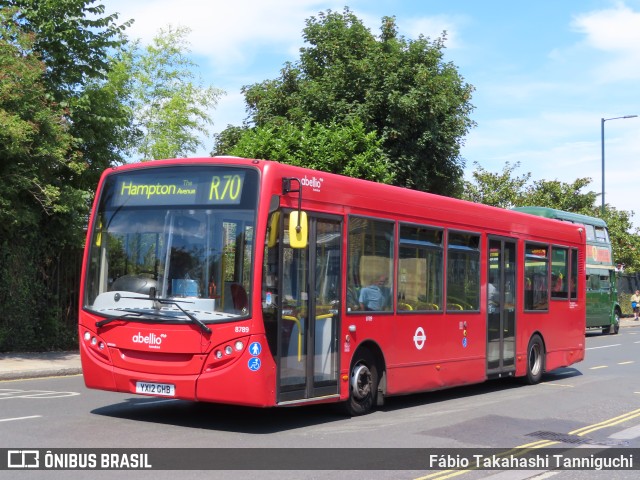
[1,318,639,381]
[0,351,83,381]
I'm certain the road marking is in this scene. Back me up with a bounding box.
[570,408,640,436]
[0,388,80,399]
[589,365,608,370]
[414,441,559,480]
[480,470,556,480]
[0,415,41,422]
[0,389,23,396]
[618,361,634,365]
[586,344,620,350]
[609,424,640,439]
[0,373,83,383]
[414,407,640,480]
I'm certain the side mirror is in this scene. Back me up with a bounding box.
[289,211,308,249]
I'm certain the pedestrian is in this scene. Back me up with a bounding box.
[631,290,640,321]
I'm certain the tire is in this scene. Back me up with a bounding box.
[344,349,378,416]
[612,310,620,335]
[525,334,545,385]
[603,311,621,335]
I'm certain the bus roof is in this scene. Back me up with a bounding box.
[101,158,585,245]
[512,206,607,228]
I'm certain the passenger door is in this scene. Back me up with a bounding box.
[486,237,517,376]
[277,213,341,403]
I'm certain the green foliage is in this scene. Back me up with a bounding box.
[517,177,597,213]
[8,0,132,97]
[217,7,475,194]
[463,161,597,213]
[600,207,640,273]
[1,2,134,351]
[618,292,635,316]
[7,0,134,188]
[0,240,78,351]
[464,161,640,272]
[0,8,81,242]
[125,25,225,160]
[229,118,394,183]
[463,161,531,208]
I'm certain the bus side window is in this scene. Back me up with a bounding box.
[346,216,394,313]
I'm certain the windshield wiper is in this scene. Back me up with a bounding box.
[153,298,212,334]
[95,296,212,334]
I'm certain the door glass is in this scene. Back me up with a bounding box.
[487,239,516,371]
[279,215,308,390]
[314,220,340,386]
[503,242,516,367]
[487,240,501,370]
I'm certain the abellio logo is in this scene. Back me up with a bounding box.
[132,332,166,349]
[300,175,323,192]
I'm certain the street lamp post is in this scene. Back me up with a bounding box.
[601,115,638,216]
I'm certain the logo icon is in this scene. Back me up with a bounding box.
[413,327,426,350]
[132,332,166,347]
[8,450,39,469]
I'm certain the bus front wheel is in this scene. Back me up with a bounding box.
[525,334,545,385]
[344,349,378,416]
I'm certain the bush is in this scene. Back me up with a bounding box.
[0,240,78,352]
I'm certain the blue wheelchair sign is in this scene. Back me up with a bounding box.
[248,357,261,371]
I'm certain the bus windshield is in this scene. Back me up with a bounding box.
[84,165,258,323]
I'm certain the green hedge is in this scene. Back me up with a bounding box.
[0,240,78,352]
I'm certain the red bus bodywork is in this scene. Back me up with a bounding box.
[79,157,585,414]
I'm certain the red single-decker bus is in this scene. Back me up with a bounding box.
[79,158,585,415]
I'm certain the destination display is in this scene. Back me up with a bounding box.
[109,169,247,207]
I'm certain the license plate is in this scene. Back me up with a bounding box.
[135,381,175,397]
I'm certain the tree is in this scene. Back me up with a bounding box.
[8,0,131,97]
[462,161,531,208]
[1,2,134,350]
[126,26,224,160]
[0,8,86,350]
[215,7,475,195]
[463,161,640,271]
[0,7,81,242]
[6,0,135,198]
[229,118,394,183]
[463,161,597,213]
[601,207,640,273]
[517,177,597,213]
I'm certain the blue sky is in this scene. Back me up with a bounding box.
[105,0,640,226]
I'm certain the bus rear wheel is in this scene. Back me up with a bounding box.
[344,349,378,416]
[525,334,545,385]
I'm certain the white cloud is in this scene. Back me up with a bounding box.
[571,2,640,81]
[403,15,466,49]
[108,0,332,71]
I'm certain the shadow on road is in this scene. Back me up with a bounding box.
[91,367,583,433]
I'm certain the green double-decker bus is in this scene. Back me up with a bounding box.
[513,207,621,335]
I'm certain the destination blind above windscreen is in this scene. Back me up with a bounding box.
[109,168,247,207]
